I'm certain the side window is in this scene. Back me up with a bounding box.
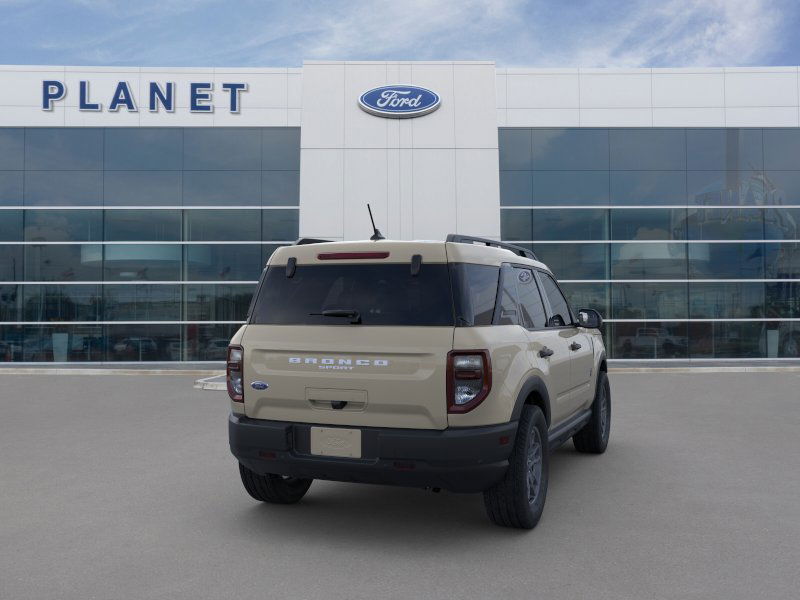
[514,267,547,329]
[495,264,520,326]
[539,272,573,327]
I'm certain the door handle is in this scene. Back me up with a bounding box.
[570,342,582,351]
[539,346,554,358]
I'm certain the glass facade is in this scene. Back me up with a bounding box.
[0,127,299,362]
[500,128,800,359]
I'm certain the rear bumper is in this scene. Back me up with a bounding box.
[229,413,518,493]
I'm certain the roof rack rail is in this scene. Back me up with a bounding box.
[295,237,333,245]
[445,234,538,261]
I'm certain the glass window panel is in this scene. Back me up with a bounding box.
[0,285,21,321]
[184,209,260,241]
[24,209,102,242]
[104,171,182,206]
[185,284,255,321]
[530,243,608,280]
[611,208,687,240]
[22,285,101,321]
[24,244,102,281]
[500,209,532,241]
[774,322,800,358]
[764,129,800,170]
[183,128,260,170]
[495,265,520,326]
[262,209,299,241]
[103,244,181,281]
[532,129,609,170]
[689,322,766,358]
[766,282,800,318]
[0,209,22,241]
[611,243,687,279]
[0,245,23,281]
[450,263,499,326]
[185,244,263,281]
[532,171,610,206]
[25,128,103,170]
[688,282,764,319]
[687,170,770,205]
[764,170,800,204]
[530,209,608,241]
[686,129,763,171]
[560,283,609,318]
[514,268,547,329]
[538,271,572,326]
[0,325,24,361]
[0,129,24,170]
[262,170,299,206]
[610,129,685,170]
[687,207,764,240]
[498,129,532,170]
[104,128,182,170]
[105,209,181,241]
[0,171,24,205]
[611,282,687,320]
[689,243,765,279]
[612,321,688,359]
[104,285,181,320]
[610,171,687,205]
[25,171,103,206]
[499,171,533,206]
[763,208,800,240]
[262,128,300,170]
[262,243,282,268]
[765,242,800,279]
[22,324,104,362]
[183,171,260,206]
[105,324,181,361]
[184,323,241,361]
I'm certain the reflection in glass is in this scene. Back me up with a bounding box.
[611,171,686,205]
[105,209,181,241]
[262,128,301,170]
[183,128,261,170]
[530,243,608,280]
[262,209,299,241]
[765,242,800,278]
[499,129,532,170]
[106,324,181,361]
[688,282,764,319]
[22,324,104,362]
[774,322,800,357]
[0,209,22,241]
[610,129,685,170]
[262,171,300,206]
[24,244,102,281]
[530,209,607,241]
[612,282,687,319]
[0,170,23,205]
[611,243,687,279]
[611,208,687,240]
[689,243,764,279]
[766,282,800,318]
[560,283,609,318]
[687,170,773,205]
[0,285,20,321]
[689,322,765,358]
[500,171,532,206]
[687,207,764,240]
[185,284,255,321]
[500,210,531,241]
[103,245,181,281]
[185,244,263,281]
[533,171,609,205]
[104,285,181,320]
[612,321,688,359]
[185,209,260,241]
[104,128,182,170]
[24,171,103,206]
[185,323,242,361]
[763,129,800,170]
[182,171,260,205]
[23,285,101,321]
[0,129,24,170]
[533,129,609,170]
[104,171,182,206]
[24,210,102,242]
[0,246,23,281]
[686,129,763,171]
[25,128,103,170]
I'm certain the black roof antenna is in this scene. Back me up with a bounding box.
[367,204,385,241]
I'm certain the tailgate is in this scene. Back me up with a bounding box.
[242,325,453,429]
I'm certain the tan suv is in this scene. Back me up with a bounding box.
[227,234,610,529]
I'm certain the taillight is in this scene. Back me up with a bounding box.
[227,345,244,402]
[447,350,491,413]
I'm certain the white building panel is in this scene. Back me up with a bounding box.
[724,69,799,107]
[579,71,652,108]
[652,72,725,107]
[506,71,580,109]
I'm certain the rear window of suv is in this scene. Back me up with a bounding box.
[250,263,455,326]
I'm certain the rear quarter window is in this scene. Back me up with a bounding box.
[450,263,500,326]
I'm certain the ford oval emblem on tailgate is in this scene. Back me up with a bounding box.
[250,381,269,390]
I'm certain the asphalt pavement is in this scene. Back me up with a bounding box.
[1,371,798,599]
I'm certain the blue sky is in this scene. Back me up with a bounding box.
[1,0,798,68]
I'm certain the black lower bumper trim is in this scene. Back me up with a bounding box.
[229,414,518,493]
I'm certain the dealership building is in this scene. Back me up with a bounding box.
[0,61,799,362]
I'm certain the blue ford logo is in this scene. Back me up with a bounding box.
[358,85,440,118]
[250,381,269,390]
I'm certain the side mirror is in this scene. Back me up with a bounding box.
[577,308,603,329]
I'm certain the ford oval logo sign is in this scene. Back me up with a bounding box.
[358,85,440,118]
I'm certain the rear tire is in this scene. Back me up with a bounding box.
[573,371,611,454]
[238,463,312,504]
[483,405,549,529]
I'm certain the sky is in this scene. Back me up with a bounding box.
[0,0,798,68]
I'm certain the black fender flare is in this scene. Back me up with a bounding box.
[511,376,552,427]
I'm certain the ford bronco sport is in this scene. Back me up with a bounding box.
[228,234,610,529]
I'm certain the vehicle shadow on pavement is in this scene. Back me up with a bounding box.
[225,445,592,543]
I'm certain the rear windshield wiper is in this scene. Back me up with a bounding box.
[309,309,362,324]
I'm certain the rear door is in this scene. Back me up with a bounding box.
[242,255,454,430]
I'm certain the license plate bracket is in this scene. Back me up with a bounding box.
[310,426,362,458]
